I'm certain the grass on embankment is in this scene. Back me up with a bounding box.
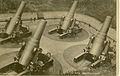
[0,0,116,29]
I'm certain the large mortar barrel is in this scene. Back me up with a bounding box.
[19,20,47,66]
[6,1,26,35]
[61,0,78,31]
[89,16,112,57]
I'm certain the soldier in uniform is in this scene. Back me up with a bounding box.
[57,16,65,34]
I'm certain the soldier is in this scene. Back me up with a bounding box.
[57,16,65,34]
[74,20,82,32]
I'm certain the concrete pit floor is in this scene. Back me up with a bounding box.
[0,12,116,75]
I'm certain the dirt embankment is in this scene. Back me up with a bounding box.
[0,0,116,29]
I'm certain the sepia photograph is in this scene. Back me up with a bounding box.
[0,0,117,76]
